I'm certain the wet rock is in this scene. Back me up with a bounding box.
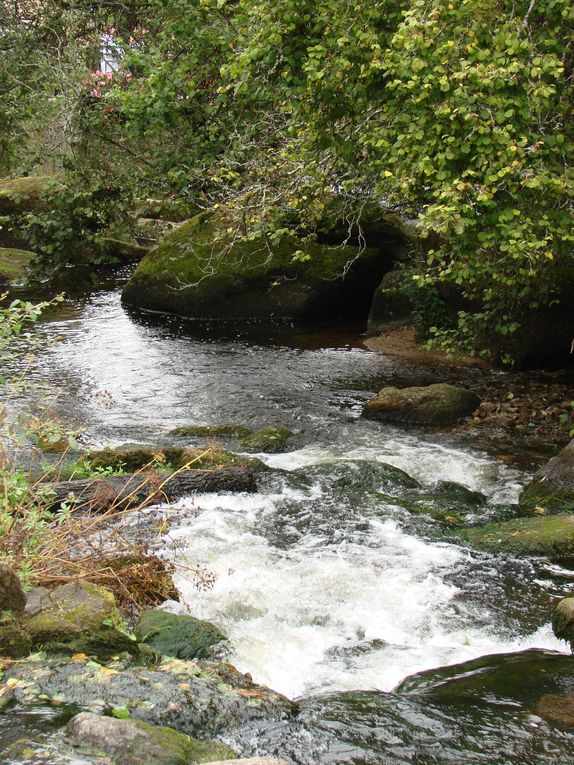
[202,760,291,765]
[452,514,574,559]
[0,564,27,613]
[65,712,236,765]
[169,424,252,439]
[20,581,135,659]
[536,694,574,727]
[552,598,574,648]
[238,427,294,454]
[135,610,226,659]
[396,648,574,705]
[295,460,419,495]
[3,654,295,737]
[97,237,151,263]
[392,481,488,525]
[81,446,253,473]
[0,247,36,285]
[122,211,388,321]
[519,439,574,516]
[362,383,480,426]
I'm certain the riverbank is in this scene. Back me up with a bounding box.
[364,323,574,458]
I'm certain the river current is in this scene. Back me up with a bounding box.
[7,282,574,764]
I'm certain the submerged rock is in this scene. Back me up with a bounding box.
[519,439,574,516]
[391,480,488,525]
[3,654,295,737]
[452,514,574,559]
[362,383,480,426]
[64,712,236,765]
[135,610,226,660]
[122,211,388,320]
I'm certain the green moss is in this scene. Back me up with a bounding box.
[0,612,33,658]
[77,446,253,474]
[238,426,294,453]
[169,424,252,439]
[0,176,61,216]
[136,611,226,660]
[25,582,136,658]
[123,210,382,319]
[0,247,36,283]
[452,514,574,558]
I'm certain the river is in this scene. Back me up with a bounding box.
[6,279,574,764]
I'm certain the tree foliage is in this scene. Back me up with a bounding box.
[2,0,573,357]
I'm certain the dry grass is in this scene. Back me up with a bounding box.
[0,446,218,615]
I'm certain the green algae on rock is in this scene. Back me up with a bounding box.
[121,212,385,320]
[452,515,574,558]
[519,439,574,516]
[135,611,226,660]
[65,711,237,765]
[362,383,481,426]
[237,426,294,454]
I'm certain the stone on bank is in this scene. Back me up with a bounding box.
[362,383,480,426]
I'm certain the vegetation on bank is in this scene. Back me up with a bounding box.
[0,0,571,360]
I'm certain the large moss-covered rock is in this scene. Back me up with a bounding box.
[0,176,61,216]
[0,564,26,613]
[78,446,253,473]
[390,481,487,525]
[3,654,295,737]
[362,383,480,426]
[452,514,574,558]
[135,611,226,659]
[0,247,36,285]
[22,582,135,658]
[519,439,574,516]
[122,212,387,320]
[65,712,237,765]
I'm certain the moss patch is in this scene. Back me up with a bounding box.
[0,176,64,216]
[452,515,574,558]
[238,426,294,453]
[0,247,36,284]
[122,211,383,319]
[136,611,226,660]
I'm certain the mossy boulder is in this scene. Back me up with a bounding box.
[97,237,151,263]
[0,247,36,285]
[0,564,27,613]
[237,426,294,454]
[122,212,387,320]
[519,439,574,516]
[65,712,237,765]
[135,611,226,659]
[20,582,135,658]
[0,176,62,216]
[362,383,480,426]
[78,446,252,473]
[0,611,33,658]
[452,514,574,559]
[552,597,574,649]
[367,269,414,334]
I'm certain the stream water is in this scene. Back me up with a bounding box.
[5,280,574,764]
